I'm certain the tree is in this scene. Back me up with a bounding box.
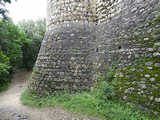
[0,19,25,67]
[18,19,46,70]
[0,18,24,87]
[0,0,12,19]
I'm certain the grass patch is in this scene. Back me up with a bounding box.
[21,89,150,120]
[21,65,158,120]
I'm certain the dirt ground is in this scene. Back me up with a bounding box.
[0,69,98,120]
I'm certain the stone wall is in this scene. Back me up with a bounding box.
[47,0,96,30]
[96,0,160,72]
[30,0,160,101]
[114,15,160,115]
[96,0,122,23]
[96,0,160,116]
[30,0,97,96]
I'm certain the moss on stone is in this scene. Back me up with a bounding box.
[114,12,160,117]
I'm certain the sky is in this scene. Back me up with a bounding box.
[6,0,47,24]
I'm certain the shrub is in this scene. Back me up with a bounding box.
[0,50,9,64]
[0,63,11,86]
[106,64,117,82]
[0,19,24,67]
[0,51,11,88]
[96,81,115,101]
[93,65,117,102]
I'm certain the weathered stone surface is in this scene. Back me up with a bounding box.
[30,0,160,101]
[30,24,96,95]
[96,0,160,73]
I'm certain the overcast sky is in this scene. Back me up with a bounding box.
[6,0,47,24]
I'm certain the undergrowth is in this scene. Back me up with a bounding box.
[21,89,150,120]
[21,68,150,120]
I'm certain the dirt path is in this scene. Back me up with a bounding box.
[0,70,98,120]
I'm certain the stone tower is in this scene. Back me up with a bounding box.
[29,0,97,96]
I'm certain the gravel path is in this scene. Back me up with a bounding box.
[0,70,98,120]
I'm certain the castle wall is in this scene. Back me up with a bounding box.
[96,0,160,72]
[47,0,96,30]
[96,0,160,115]
[30,0,97,96]
[30,0,160,99]
[96,0,122,23]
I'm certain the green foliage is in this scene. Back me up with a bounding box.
[0,18,45,91]
[94,74,115,101]
[0,19,24,90]
[21,89,150,120]
[0,19,24,67]
[95,81,115,101]
[93,64,117,101]
[21,65,151,120]
[114,12,160,117]
[106,64,117,82]
[0,50,11,89]
[18,19,46,70]
[0,63,11,85]
[0,19,45,69]
[0,50,9,64]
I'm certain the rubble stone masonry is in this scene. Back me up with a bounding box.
[29,0,160,97]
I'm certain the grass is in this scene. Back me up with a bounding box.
[20,67,158,120]
[0,83,9,93]
[21,89,150,120]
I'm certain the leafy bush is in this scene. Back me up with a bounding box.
[94,74,115,101]
[0,63,11,86]
[0,51,11,88]
[93,64,117,101]
[96,81,115,101]
[0,50,9,64]
[0,19,45,70]
[106,63,117,82]
[0,18,45,91]
[0,19,24,67]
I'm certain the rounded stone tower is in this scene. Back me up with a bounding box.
[29,0,97,96]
